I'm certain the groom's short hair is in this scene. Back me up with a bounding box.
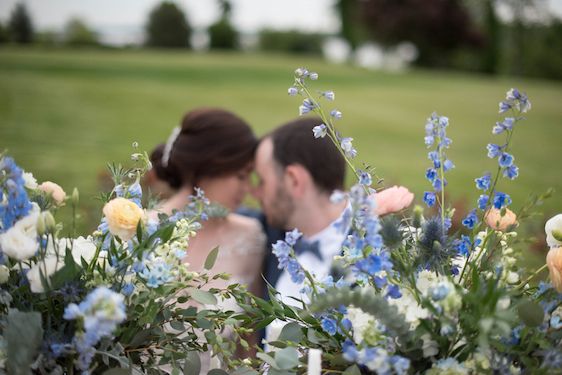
[268,116,346,193]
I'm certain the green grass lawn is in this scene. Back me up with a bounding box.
[1,47,561,234]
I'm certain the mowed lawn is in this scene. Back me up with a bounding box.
[1,47,561,232]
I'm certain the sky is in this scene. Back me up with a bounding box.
[1,0,561,45]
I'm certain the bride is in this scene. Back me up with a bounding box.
[147,108,265,367]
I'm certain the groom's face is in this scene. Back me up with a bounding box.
[253,138,295,229]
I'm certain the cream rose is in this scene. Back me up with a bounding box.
[38,181,66,205]
[485,208,518,231]
[103,198,145,241]
[26,256,64,293]
[545,214,562,248]
[546,246,562,292]
[0,204,40,261]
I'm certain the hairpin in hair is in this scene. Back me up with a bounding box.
[162,126,181,168]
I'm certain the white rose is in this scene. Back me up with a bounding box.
[545,214,562,248]
[0,204,40,261]
[22,172,38,189]
[26,256,64,293]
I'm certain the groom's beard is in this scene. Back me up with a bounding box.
[266,184,295,230]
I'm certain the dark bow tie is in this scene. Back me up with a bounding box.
[293,239,323,261]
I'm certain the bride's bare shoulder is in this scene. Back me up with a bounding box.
[226,213,263,234]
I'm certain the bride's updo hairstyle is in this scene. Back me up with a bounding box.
[150,108,257,189]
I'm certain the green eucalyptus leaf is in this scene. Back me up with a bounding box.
[256,353,279,370]
[183,351,201,375]
[230,366,258,375]
[518,299,544,327]
[103,370,130,375]
[6,310,43,375]
[169,320,185,331]
[204,246,220,270]
[277,322,303,343]
[207,370,229,375]
[275,347,299,370]
[343,365,361,375]
[191,289,218,305]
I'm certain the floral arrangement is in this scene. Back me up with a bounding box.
[241,70,562,375]
[0,149,256,374]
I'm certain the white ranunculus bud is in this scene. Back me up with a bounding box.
[545,214,562,248]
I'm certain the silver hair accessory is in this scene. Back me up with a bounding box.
[161,126,181,167]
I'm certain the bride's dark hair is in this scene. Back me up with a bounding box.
[150,108,257,189]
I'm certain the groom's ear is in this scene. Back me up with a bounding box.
[284,164,311,198]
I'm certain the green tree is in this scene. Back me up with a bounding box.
[146,1,191,48]
[63,18,99,46]
[0,23,9,44]
[208,0,238,49]
[335,0,364,50]
[9,3,34,44]
[482,0,500,74]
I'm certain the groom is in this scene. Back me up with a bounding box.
[250,116,349,306]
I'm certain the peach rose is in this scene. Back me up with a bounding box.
[485,208,518,231]
[38,181,66,206]
[546,246,562,292]
[102,198,144,241]
[374,186,414,216]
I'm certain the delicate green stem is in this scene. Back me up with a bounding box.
[517,264,548,290]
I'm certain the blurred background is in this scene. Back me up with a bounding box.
[0,0,561,261]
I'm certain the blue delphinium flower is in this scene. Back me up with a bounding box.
[498,153,514,168]
[272,229,307,284]
[140,258,174,288]
[0,156,33,232]
[477,194,489,210]
[503,165,519,180]
[462,209,478,229]
[475,173,491,190]
[493,191,512,209]
[299,98,316,116]
[359,170,372,186]
[340,137,357,158]
[423,191,436,207]
[330,109,342,119]
[285,228,302,246]
[288,87,298,96]
[64,287,126,373]
[386,284,402,299]
[425,168,437,182]
[287,258,305,284]
[493,117,515,134]
[321,316,338,335]
[322,91,335,101]
[272,240,291,268]
[312,124,327,138]
[454,235,472,257]
[487,143,503,158]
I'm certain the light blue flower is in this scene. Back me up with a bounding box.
[493,117,515,134]
[443,159,455,172]
[322,91,335,101]
[312,124,327,138]
[498,152,514,167]
[340,137,357,158]
[330,109,342,119]
[475,173,491,190]
[431,283,450,301]
[359,170,372,186]
[287,258,305,284]
[321,316,337,335]
[499,101,512,113]
[309,72,318,80]
[299,98,316,115]
[288,87,298,96]
[284,228,302,246]
[503,164,519,180]
[426,168,437,182]
[487,143,502,158]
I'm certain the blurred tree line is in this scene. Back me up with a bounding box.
[2,0,561,79]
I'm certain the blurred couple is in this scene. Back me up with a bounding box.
[147,107,350,309]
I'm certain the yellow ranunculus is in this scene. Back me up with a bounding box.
[102,198,144,241]
[546,246,562,292]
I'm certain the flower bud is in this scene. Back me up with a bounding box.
[36,213,47,235]
[0,265,9,284]
[44,211,56,232]
[545,214,562,248]
[485,208,517,231]
[72,187,79,206]
[38,181,66,206]
[413,205,424,228]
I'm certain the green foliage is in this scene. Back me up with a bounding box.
[259,29,325,55]
[208,19,238,50]
[8,3,33,44]
[145,1,191,48]
[63,18,99,47]
[6,310,43,375]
